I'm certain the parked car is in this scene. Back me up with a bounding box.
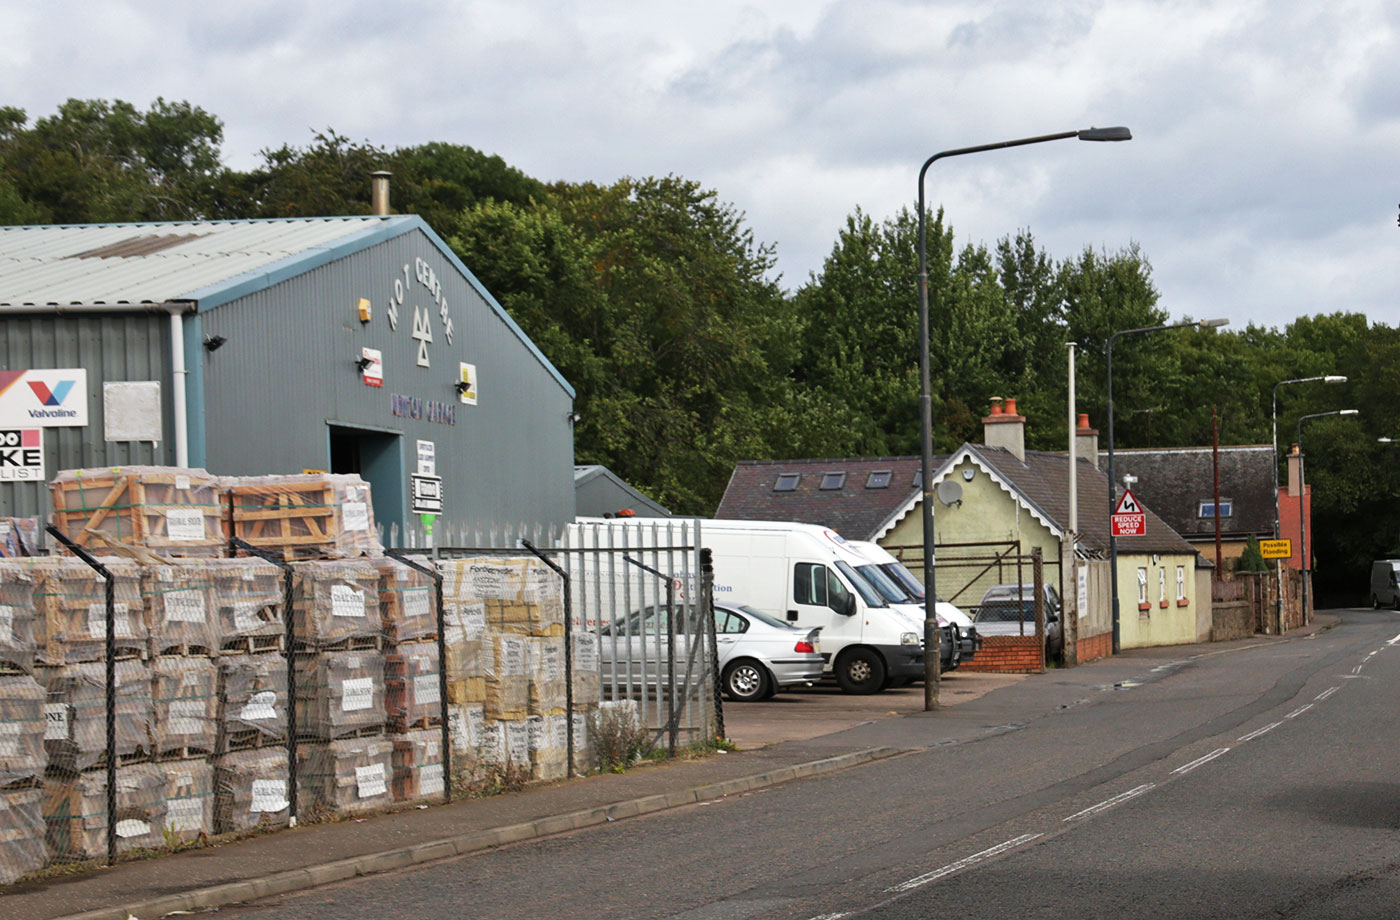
[1370,560,1400,609]
[598,602,824,702]
[972,583,1063,659]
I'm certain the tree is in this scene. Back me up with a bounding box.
[1238,535,1268,573]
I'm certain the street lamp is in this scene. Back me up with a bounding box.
[1295,409,1359,624]
[1271,376,1346,629]
[1107,317,1229,653]
[917,125,1131,710]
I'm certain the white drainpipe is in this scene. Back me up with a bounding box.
[169,308,189,467]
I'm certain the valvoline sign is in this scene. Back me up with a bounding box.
[0,369,88,427]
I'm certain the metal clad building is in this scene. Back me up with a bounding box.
[0,216,576,535]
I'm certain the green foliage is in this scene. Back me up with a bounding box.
[1239,536,1268,573]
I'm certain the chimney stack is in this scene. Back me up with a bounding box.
[371,171,392,216]
[1288,443,1304,497]
[983,396,1026,461]
[1076,413,1100,470]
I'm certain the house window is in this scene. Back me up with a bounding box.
[1159,568,1167,607]
[1198,499,1233,518]
[865,470,892,489]
[1176,566,1188,605]
[819,472,847,491]
[1137,567,1149,610]
[774,473,800,492]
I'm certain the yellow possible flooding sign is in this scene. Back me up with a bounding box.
[1260,539,1292,560]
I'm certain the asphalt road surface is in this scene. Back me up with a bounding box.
[221,609,1400,920]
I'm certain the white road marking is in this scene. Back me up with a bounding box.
[1062,784,1155,822]
[887,834,1043,892]
[1171,747,1230,775]
[806,914,849,920]
[1286,703,1314,719]
[1352,664,1364,674]
[1238,721,1283,742]
[1315,686,1340,702]
[1387,632,1400,646]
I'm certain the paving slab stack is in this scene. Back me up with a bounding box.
[0,466,605,887]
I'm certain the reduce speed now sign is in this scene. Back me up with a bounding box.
[1111,488,1146,537]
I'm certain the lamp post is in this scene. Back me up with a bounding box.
[1271,376,1346,629]
[1295,409,1359,625]
[917,126,1131,711]
[1107,318,1229,653]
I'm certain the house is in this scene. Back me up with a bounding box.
[1099,441,1275,570]
[574,465,670,518]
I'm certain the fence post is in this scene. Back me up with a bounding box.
[701,548,724,741]
[44,525,118,865]
[1032,547,1045,672]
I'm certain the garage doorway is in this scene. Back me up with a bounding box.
[327,424,405,535]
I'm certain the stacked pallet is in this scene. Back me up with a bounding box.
[26,557,146,666]
[0,670,47,885]
[0,517,42,558]
[213,747,289,834]
[42,764,167,860]
[229,474,381,561]
[49,467,224,558]
[143,564,219,658]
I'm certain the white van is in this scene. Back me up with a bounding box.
[846,540,980,666]
[1370,560,1400,609]
[571,518,939,694]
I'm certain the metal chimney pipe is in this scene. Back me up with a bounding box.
[371,171,392,216]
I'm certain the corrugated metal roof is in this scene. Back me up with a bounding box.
[0,217,407,307]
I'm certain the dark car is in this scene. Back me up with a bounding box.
[972,583,1063,659]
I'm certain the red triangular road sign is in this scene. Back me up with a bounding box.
[1114,488,1142,515]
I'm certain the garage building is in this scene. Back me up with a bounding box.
[0,211,576,539]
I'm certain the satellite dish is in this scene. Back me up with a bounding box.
[936,480,964,506]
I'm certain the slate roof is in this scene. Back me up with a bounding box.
[955,445,1198,556]
[1101,446,1275,540]
[714,456,937,540]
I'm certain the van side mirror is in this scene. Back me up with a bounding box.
[841,594,856,617]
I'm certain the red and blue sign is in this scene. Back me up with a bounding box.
[0,369,88,427]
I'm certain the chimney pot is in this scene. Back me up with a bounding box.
[1077,412,1090,430]
[371,170,392,216]
[1004,397,1019,416]
[982,395,1026,461]
[989,397,1003,416]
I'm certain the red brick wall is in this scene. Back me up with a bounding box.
[961,635,1044,674]
[1078,630,1112,664]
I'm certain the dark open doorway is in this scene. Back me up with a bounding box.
[328,424,404,535]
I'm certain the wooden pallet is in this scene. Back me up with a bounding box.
[296,724,386,742]
[154,643,216,659]
[220,634,286,656]
[229,476,379,560]
[294,634,384,654]
[49,468,225,555]
[219,729,288,754]
[154,744,215,762]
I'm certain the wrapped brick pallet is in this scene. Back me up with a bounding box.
[384,641,441,732]
[159,759,215,843]
[43,659,152,774]
[0,517,42,558]
[290,560,382,649]
[214,748,290,834]
[0,787,46,884]
[527,713,568,782]
[481,634,528,721]
[0,674,45,786]
[443,601,485,706]
[370,557,437,643]
[391,729,445,801]
[150,656,218,758]
[142,564,219,657]
[44,764,167,860]
[571,632,601,707]
[527,637,566,715]
[0,561,37,674]
[209,558,285,656]
[27,558,145,665]
[217,653,287,750]
[295,651,385,739]
[229,474,381,561]
[48,466,225,558]
[298,736,394,817]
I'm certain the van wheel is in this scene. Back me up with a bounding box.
[1374,595,1382,610]
[722,660,770,702]
[836,648,886,694]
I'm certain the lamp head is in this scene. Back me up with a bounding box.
[1325,375,1347,384]
[1379,437,1394,444]
[1078,126,1132,142]
[1198,318,1229,328]
[1339,409,1359,416]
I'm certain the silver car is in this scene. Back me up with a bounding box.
[598,603,823,702]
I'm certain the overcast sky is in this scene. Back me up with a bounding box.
[5,1,1398,330]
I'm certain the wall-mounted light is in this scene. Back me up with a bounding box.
[454,380,471,395]
[203,335,227,352]
[961,469,974,481]
[357,298,372,324]
[567,411,582,424]
[355,355,373,371]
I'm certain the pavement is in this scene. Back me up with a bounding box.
[6,614,1341,920]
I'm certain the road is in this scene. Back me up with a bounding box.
[220,609,1400,920]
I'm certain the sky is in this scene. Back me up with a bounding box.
[4,0,1398,330]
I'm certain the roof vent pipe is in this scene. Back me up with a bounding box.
[371,171,392,216]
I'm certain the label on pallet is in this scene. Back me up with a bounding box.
[250,779,288,813]
[44,704,68,741]
[232,603,265,634]
[87,602,134,639]
[240,690,278,722]
[166,508,206,541]
[413,673,440,706]
[116,819,151,839]
[420,763,444,797]
[331,585,366,619]
[168,699,205,736]
[341,677,374,711]
[166,796,204,832]
[356,762,387,798]
[166,589,207,623]
[343,501,370,532]
[403,588,432,620]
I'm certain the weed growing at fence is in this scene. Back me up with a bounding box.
[588,708,650,773]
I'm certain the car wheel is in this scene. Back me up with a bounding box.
[835,648,886,694]
[722,659,770,702]
[1393,594,1399,611]
[1373,594,1381,610]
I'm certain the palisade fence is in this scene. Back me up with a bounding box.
[0,518,718,888]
